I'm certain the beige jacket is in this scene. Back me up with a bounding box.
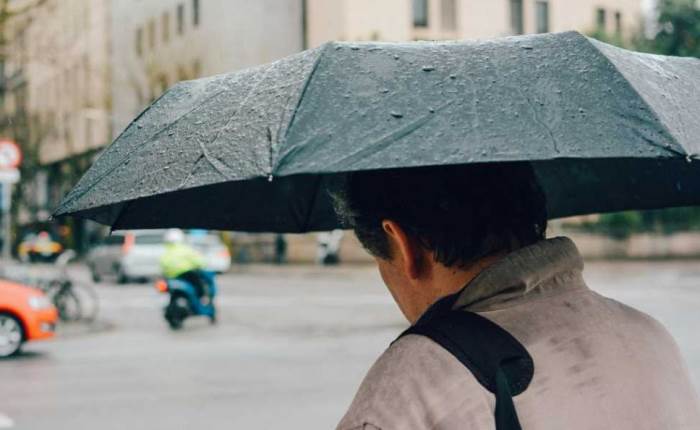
[337,237,700,430]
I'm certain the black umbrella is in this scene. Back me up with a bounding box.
[54,31,700,232]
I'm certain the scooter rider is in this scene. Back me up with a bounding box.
[160,229,209,301]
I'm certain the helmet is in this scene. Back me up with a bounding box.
[164,229,185,244]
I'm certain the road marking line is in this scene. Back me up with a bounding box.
[0,413,14,428]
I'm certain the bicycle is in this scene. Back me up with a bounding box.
[38,251,99,323]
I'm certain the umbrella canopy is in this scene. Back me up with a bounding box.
[54,31,700,232]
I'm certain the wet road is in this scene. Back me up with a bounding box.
[1,261,699,429]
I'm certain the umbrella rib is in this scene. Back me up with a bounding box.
[274,43,331,174]
[54,87,230,213]
[589,39,689,158]
[199,63,279,180]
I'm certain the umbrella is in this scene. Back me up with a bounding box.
[54,31,700,232]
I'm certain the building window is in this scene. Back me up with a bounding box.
[135,27,143,56]
[535,1,549,33]
[614,11,622,35]
[596,8,606,31]
[441,0,457,31]
[193,0,200,27]
[177,3,185,35]
[162,13,170,42]
[510,0,524,35]
[413,0,429,27]
[147,19,156,49]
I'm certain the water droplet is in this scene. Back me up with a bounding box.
[428,107,435,113]
[268,175,274,182]
[350,46,360,51]
[578,108,585,114]
[390,112,404,118]
[136,124,143,129]
[380,88,390,94]
[449,74,457,79]
[521,45,534,50]
[422,66,435,72]
[393,55,400,60]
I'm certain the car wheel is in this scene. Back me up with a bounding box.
[90,265,102,283]
[0,313,24,358]
[116,268,129,285]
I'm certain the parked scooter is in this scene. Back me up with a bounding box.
[155,271,217,330]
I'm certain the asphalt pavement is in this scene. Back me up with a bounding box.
[1,260,699,429]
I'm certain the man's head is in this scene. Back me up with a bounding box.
[333,162,547,322]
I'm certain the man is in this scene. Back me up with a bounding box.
[160,229,208,299]
[333,163,700,429]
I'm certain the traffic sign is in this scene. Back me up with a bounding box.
[0,139,22,169]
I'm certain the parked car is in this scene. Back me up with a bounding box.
[186,231,231,273]
[87,230,231,284]
[0,279,58,357]
[17,231,63,263]
[87,230,167,284]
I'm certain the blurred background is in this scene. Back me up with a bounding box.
[1,1,699,429]
[1,0,699,262]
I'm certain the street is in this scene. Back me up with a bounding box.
[1,260,700,429]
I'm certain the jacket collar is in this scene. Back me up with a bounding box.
[452,236,586,312]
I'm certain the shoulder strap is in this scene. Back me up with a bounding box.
[397,310,534,430]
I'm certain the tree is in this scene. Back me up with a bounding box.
[649,0,700,57]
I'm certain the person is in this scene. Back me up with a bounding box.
[275,234,287,264]
[317,230,344,265]
[332,163,700,429]
[160,229,208,299]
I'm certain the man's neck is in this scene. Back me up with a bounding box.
[409,253,505,324]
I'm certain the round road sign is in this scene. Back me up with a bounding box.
[0,139,21,169]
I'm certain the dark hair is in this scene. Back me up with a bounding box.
[333,163,547,267]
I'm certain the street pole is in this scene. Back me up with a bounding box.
[0,140,22,260]
[1,182,11,260]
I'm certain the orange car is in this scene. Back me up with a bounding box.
[0,279,58,357]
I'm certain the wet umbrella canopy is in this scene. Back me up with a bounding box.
[54,31,700,232]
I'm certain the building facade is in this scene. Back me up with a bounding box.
[110,0,303,138]
[1,0,303,252]
[1,0,113,252]
[306,0,644,47]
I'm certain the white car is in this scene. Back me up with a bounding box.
[87,230,231,284]
[87,230,167,284]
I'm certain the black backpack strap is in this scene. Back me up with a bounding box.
[396,310,534,430]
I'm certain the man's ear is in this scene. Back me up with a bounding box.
[381,220,423,280]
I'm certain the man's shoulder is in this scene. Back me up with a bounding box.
[337,334,493,430]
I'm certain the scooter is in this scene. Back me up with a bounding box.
[154,271,217,330]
